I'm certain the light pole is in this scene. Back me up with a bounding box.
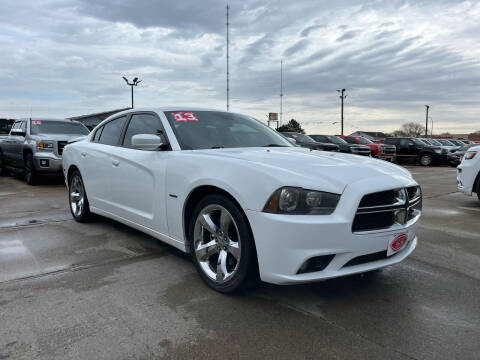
[429,116,433,137]
[123,77,142,108]
[424,105,429,137]
[337,89,346,135]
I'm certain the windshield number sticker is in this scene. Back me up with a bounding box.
[172,112,198,122]
[32,120,42,125]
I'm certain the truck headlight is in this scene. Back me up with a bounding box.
[37,141,54,151]
[263,187,340,215]
[465,151,477,160]
[433,148,441,154]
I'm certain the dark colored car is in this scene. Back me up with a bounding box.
[447,144,476,167]
[309,134,371,156]
[281,132,339,152]
[383,137,443,166]
[340,135,396,160]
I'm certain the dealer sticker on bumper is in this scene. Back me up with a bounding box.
[387,233,408,256]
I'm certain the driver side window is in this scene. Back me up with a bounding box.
[122,114,166,148]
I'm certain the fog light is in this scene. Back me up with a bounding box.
[394,208,407,225]
[40,159,49,167]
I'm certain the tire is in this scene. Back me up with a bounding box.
[68,170,92,222]
[188,194,257,293]
[24,153,38,185]
[476,176,480,202]
[419,154,433,166]
[0,151,8,176]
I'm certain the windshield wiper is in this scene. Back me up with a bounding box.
[263,144,287,147]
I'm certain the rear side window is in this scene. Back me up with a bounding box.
[123,114,165,148]
[385,138,398,145]
[98,116,127,146]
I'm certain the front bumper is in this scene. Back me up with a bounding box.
[457,162,478,196]
[33,152,63,174]
[246,209,418,284]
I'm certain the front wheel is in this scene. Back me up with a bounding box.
[419,154,433,166]
[69,170,92,222]
[25,153,38,185]
[189,194,257,293]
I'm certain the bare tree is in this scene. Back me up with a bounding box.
[392,122,426,137]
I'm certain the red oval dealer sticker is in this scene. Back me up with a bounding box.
[391,234,408,252]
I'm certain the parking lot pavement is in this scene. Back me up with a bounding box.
[0,167,479,360]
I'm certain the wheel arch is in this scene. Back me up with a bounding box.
[182,185,257,255]
[473,170,480,194]
[66,164,80,187]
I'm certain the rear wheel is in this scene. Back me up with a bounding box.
[189,194,257,293]
[419,154,433,166]
[0,151,8,176]
[24,153,38,185]
[69,170,92,222]
[476,176,480,201]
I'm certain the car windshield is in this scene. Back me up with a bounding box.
[0,119,14,135]
[426,139,440,146]
[30,120,90,135]
[411,138,425,146]
[164,111,293,150]
[438,139,453,146]
[326,135,348,145]
[357,137,373,144]
[283,133,315,143]
[449,139,463,146]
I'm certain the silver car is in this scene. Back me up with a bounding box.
[0,118,89,184]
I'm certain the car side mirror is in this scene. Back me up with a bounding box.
[10,128,26,137]
[131,134,164,150]
[288,138,297,144]
[408,143,415,147]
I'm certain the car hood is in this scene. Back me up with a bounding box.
[192,147,413,194]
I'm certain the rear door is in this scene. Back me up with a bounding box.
[108,112,170,232]
[80,116,128,212]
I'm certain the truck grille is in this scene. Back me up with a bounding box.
[57,141,67,155]
[352,186,422,232]
[351,146,371,156]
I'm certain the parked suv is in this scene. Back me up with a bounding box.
[340,135,396,161]
[457,145,480,201]
[309,134,371,156]
[281,132,339,152]
[0,119,15,141]
[0,118,90,184]
[383,137,443,166]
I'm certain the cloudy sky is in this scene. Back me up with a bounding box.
[1,0,479,134]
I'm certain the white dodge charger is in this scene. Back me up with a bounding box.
[62,108,422,292]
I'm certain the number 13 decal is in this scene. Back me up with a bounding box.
[172,112,199,122]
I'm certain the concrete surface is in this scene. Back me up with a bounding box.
[0,166,479,359]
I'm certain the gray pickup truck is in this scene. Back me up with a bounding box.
[0,118,89,184]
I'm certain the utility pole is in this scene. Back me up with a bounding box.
[226,4,230,112]
[425,105,429,137]
[122,77,142,108]
[280,60,284,125]
[337,89,346,135]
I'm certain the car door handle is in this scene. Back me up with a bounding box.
[112,160,119,167]
[81,152,87,157]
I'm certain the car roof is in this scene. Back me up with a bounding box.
[108,107,223,119]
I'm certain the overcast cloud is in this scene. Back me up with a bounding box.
[1,0,479,134]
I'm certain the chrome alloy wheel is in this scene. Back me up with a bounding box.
[69,175,85,217]
[193,204,241,283]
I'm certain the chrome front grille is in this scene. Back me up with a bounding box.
[352,186,422,232]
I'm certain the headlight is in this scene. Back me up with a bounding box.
[37,141,54,151]
[263,187,340,215]
[465,151,477,160]
[433,148,441,154]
